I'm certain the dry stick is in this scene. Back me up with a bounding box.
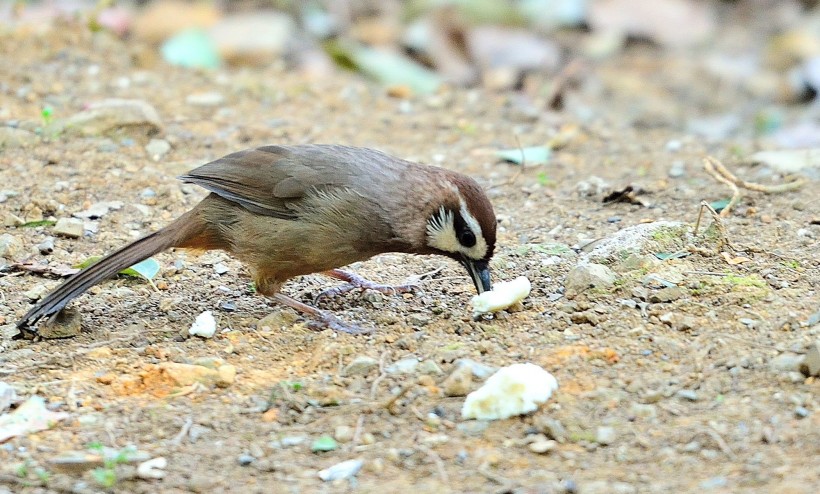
[369,351,391,400]
[693,200,734,251]
[418,445,450,483]
[702,156,805,217]
[170,417,194,446]
[705,426,737,460]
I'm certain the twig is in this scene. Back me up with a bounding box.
[705,426,737,460]
[351,414,365,447]
[369,351,390,400]
[418,445,450,483]
[170,417,194,446]
[702,156,805,217]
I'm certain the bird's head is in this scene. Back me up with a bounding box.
[422,176,496,294]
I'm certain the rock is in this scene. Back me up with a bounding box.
[0,382,18,413]
[36,308,82,339]
[649,286,685,303]
[1,324,21,340]
[53,218,84,238]
[564,263,617,295]
[527,435,557,454]
[407,313,431,326]
[800,341,820,377]
[62,99,162,137]
[462,363,558,420]
[0,233,22,259]
[386,357,419,375]
[575,176,610,197]
[747,149,820,174]
[676,389,699,401]
[209,12,296,66]
[770,353,806,373]
[318,458,363,481]
[334,425,355,443]
[24,284,50,301]
[73,201,123,219]
[186,92,225,107]
[4,212,24,227]
[213,263,229,274]
[534,416,567,442]
[159,362,221,387]
[37,236,55,255]
[217,364,236,387]
[342,356,379,376]
[442,363,473,397]
[0,126,38,149]
[454,359,497,380]
[595,426,617,445]
[418,359,444,375]
[145,138,171,161]
[237,454,255,466]
[629,403,657,419]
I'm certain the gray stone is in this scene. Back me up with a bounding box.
[455,359,497,379]
[0,233,22,259]
[407,313,431,326]
[418,359,444,375]
[334,425,355,443]
[0,126,38,149]
[676,389,699,401]
[24,284,49,301]
[62,98,162,137]
[527,436,556,454]
[386,357,419,375]
[595,426,617,445]
[73,201,123,219]
[649,286,685,303]
[770,353,806,373]
[37,236,55,255]
[564,263,617,295]
[342,356,379,376]
[800,341,820,377]
[53,218,84,238]
[534,416,566,442]
[145,138,171,161]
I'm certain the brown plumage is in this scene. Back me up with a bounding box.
[17,144,497,333]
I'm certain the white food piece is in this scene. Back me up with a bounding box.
[189,310,217,338]
[471,276,531,317]
[462,363,558,420]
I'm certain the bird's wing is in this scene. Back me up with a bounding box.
[178,145,360,219]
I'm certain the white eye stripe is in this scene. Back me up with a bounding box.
[426,201,487,260]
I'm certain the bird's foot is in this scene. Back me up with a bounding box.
[315,269,418,304]
[273,292,372,335]
[306,312,372,335]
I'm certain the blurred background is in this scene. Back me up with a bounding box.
[1,0,820,151]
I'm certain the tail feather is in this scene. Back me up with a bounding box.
[17,209,204,329]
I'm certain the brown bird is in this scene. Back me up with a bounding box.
[17,144,496,333]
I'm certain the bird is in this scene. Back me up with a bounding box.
[16,144,497,334]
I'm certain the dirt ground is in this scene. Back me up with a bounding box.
[1,12,819,494]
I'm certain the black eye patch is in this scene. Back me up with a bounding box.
[454,212,477,247]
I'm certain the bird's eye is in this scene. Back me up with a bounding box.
[459,229,476,247]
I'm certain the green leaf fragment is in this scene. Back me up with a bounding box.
[20,220,57,228]
[74,256,160,281]
[311,435,338,453]
[654,251,690,261]
[709,199,731,213]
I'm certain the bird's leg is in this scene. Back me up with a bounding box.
[273,293,371,335]
[315,269,419,303]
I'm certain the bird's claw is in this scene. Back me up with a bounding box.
[314,281,419,304]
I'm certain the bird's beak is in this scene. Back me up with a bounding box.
[460,257,491,294]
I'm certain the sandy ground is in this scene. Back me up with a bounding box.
[1,19,819,494]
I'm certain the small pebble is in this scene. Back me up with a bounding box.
[53,218,84,238]
[794,406,810,418]
[676,389,699,401]
[595,426,617,445]
[442,363,473,397]
[334,425,355,443]
[527,436,556,454]
[385,357,419,375]
[237,454,255,466]
[606,216,621,223]
[342,356,379,376]
[213,263,230,275]
[318,459,363,481]
[145,138,171,161]
[220,300,236,312]
[37,236,55,255]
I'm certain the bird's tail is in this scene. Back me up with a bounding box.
[17,207,208,329]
